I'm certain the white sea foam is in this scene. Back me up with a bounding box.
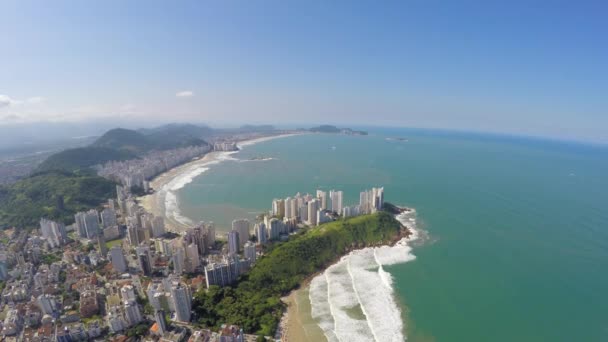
[309,209,420,341]
[160,151,238,226]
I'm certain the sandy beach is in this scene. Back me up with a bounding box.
[137,133,303,232]
[281,286,328,342]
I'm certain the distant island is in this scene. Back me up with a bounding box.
[386,137,409,142]
[308,125,368,135]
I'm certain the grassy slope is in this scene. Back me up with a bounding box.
[0,170,116,229]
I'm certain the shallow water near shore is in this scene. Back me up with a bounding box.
[175,129,608,341]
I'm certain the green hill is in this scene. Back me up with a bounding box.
[0,170,116,229]
[192,211,403,335]
[35,147,136,172]
[93,126,210,154]
[309,124,341,133]
[92,128,153,153]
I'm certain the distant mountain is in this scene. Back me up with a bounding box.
[138,123,214,138]
[239,124,275,132]
[308,125,367,135]
[33,124,212,175]
[309,125,341,133]
[6,124,217,229]
[35,147,136,173]
[92,128,153,153]
[93,126,210,154]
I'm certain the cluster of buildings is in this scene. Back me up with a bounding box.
[97,145,211,189]
[1,132,385,341]
[252,187,384,244]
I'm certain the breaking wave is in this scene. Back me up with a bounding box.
[309,209,419,341]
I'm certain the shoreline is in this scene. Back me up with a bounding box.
[281,208,420,342]
[137,133,303,232]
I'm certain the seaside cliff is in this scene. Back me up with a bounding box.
[192,210,408,336]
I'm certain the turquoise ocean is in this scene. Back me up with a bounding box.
[177,129,608,341]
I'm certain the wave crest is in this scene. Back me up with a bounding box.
[309,210,419,341]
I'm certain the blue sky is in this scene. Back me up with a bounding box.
[1,1,607,143]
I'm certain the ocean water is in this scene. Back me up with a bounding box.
[178,129,608,341]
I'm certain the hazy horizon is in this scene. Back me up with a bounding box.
[2,1,607,144]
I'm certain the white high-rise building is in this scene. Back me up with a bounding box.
[120,285,137,302]
[84,209,100,238]
[284,197,294,219]
[206,222,216,245]
[74,212,88,237]
[39,218,66,248]
[255,223,267,245]
[151,216,165,237]
[172,247,185,275]
[37,294,58,316]
[272,199,285,217]
[244,241,256,263]
[268,218,281,240]
[186,243,200,271]
[101,208,117,228]
[308,199,319,226]
[110,246,127,273]
[298,204,308,223]
[231,219,250,248]
[316,190,327,210]
[170,282,192,322]
[124,300,142,326]
[228,230,240,255]
[330,190,344,215]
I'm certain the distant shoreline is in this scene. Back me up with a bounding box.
[137,132,303,232]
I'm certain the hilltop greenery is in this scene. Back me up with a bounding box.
[93,127,209,154]
[92,128,153,153]
[0,170,116,229]
[192,211,402,336]
[35,147,136,173]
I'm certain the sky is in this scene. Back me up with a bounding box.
[1,0,607,143]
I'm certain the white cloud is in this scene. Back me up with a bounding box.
[0,95,15,107]
[26,96,45,104]
[176,90,194,98]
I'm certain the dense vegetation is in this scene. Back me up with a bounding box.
[0,170,116,229]
[93,126,209,154]
[35,147,136,172]
[192,211,402,336]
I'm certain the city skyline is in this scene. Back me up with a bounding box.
[1,1,607,144]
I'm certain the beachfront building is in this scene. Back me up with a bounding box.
[268,218,281,240]
[228,230,239,256]
[272,198,285,217]
[316,190,328,210]
[330,190,344,214]
[244,241,256,263]
[255,223,267,245]
[307,199,319,226]
[231,219,250,249]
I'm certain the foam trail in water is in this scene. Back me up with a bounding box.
[161,151,238,225]
[309,209,420,341]
[309,276,338,342]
